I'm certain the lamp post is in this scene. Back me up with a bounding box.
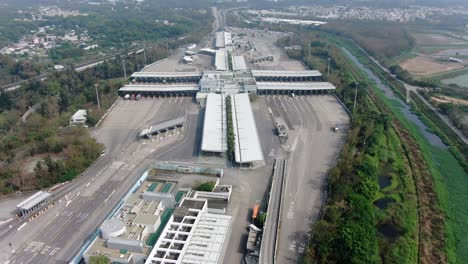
[353,82,359,113]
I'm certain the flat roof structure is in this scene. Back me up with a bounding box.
[16,191,51,211]
[131,72,203,78]
[119,84,199,94]
[215,31,232,49]
[215,32,225,49]
[201,94,227,153]
[215,49,229,71]
[232,56,248,71]
[231,93,264,164]
[84,179,165,264]
[256,82,336,91]
[251,70,322,78]
[199,48,216,55]
[145,198,232,264]
[139,116,186,138]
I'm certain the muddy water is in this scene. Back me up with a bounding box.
[341,47,447,148]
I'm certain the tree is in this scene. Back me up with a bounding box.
[194,181,216,192]
[89,255,110,264]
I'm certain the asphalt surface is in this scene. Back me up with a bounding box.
[270,95,349,264]
[0,97,199,264]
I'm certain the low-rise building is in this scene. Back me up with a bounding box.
[84,180,166,264]
[70,109,87,126]
[16,191,51,217]
[145,198,231,264]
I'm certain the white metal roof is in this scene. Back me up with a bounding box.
[215,49,229,71]
[215,31,232,48]
[119,84,199,92]
[201,94,227,153]
[182,213,231,263]
[17,191,51,211]
[199,48,216,55]
[232,56,248,71]
[131,71,202,78]
[231,93,263,164]
[251,70,322,77]
[224,32,232,46]
[215,32,225,48]
[256,82,336,90]
[71,109,87,121]
[140,116,186,137]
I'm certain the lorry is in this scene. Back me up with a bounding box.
[252,202,260,221]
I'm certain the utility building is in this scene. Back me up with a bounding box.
[16,191,51,217]
[70,109,87,126]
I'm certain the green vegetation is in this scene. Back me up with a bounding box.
[146,208,174,246]
[225,95,235,161]
[0,54,46,86]
[194,181,216,192]
[436,102,468,137]
[334,35,468,264]
[0,51,149,195]
[228,51,233,71]
[254,212,267,229]
[320,21,414,65]
[89,255,110,264]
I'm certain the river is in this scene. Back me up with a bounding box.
[341,47,447,148]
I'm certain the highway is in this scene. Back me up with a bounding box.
[259,159,286,264]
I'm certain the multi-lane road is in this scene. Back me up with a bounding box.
[267,95,349,264]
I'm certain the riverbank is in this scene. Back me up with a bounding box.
[337,36,467,264]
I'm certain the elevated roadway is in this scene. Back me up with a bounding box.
[259,159,286,264]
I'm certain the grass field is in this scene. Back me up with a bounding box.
[442,73,468,88]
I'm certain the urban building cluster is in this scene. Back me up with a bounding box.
[248,5,468,23]
[0,26,94,57]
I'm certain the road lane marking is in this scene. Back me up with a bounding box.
[104,189,116,203]
[17,223,27,231]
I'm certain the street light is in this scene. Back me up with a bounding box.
[353,82,359,112]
